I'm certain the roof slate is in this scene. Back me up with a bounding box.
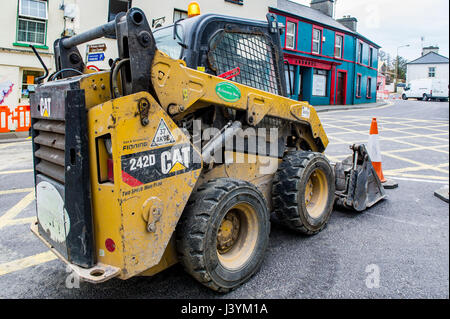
[407,52,449,65]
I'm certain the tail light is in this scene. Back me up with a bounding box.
[107,158,114,182]
[104,138,114,183]
[96,134,114,184]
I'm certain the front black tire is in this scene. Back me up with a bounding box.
[402,94,408,100]
[422,94,429,101]
[176,178,270,292]
[272,151,335,235]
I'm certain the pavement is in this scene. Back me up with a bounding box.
[0,131,30,144]
[0,99,448,298]
[314,100,389,113]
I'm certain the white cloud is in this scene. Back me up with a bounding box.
[289,0,449,61]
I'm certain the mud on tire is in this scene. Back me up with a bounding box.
[176,178,270,292]
[272,151,335,235]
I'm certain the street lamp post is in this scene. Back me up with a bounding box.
[395,44,410,92]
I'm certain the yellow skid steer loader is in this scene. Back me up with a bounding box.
[29,7,385,292]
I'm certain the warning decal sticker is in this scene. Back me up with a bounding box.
[121,143,202,187]
[151,119,176,147]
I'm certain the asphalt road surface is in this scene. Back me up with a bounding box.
[0,99,448,299]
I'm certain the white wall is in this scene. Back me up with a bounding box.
[407,63,449,85]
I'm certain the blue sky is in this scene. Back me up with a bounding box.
[291,0,449,61]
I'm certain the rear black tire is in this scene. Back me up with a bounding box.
[422,94,429,101]
[272,151,335,235]
[176,178,270,292]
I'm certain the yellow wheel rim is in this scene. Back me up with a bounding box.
[217,203,259,270]
[304,169,329,218]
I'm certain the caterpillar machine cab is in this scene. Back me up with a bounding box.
[29,5,386,292]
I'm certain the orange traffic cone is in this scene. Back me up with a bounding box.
[367,118,398,189]
[368,118,387,183]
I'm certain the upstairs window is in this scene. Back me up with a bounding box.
[108,0,131,22]
[312,28,322,54]
[335,34,343,58]
[428,67,436,77]
[369,48,374,67]
[358,42,363,64]
[285,21,296,50]
[17,0,48,45]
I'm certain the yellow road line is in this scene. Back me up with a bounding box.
[389,131,448,142]
[0,251,57,277]
[381,145,449,154]
[384,163,449,175]
[0,188,34,195]
[0,141,31,150]
[381,151,449,174]
[324,121,449,141]
[384,172,448,181]
[2,217,36,227]
[324,123,449,155]
[382,176,449,185]
[0,169,33,175]
[0,191,35,229]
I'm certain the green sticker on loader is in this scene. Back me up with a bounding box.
[215,82,241,103]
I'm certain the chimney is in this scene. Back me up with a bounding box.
[422,46,439,56]
[310,0,335,18]
[337,15,358,32]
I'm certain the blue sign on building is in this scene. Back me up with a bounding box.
[87,53,105,62]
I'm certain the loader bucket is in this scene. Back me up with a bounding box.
[334,144,386,212]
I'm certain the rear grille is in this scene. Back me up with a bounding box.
[33,119,66,184]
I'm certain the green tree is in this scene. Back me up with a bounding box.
[397,56,408,81]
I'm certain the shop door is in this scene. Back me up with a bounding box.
[336,71,346,105]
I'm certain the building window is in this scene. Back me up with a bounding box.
[312,69,327,97]
[21,70,43,99]
[17,0,48,45]
[225,0,244,4]
[173,9,188,22]
[285,64,295,96]
[369,48,374,67]
[356,74,362,97]
[428,67,436,77]
[367,77,372,98]
[358,42,363,64]
[285,21,296,50]
[312,28,322,54]
[108,0,131,22]
[335,34,343,58]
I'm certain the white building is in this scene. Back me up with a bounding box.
[406,46,449,85]
[0,0,276,130]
